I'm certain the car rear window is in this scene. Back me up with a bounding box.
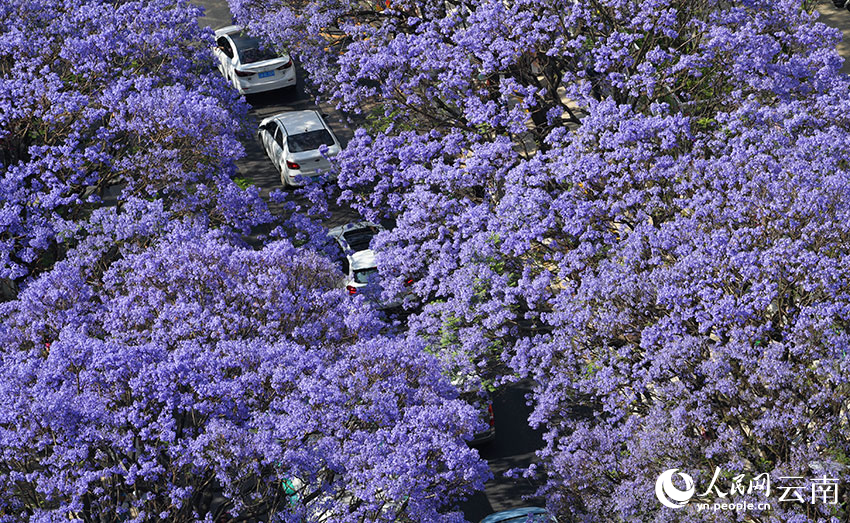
[342,228,378,251]
[287,129,335,152]
[233,36,278,64]
[353,268,377,284]
[238,46,278,64]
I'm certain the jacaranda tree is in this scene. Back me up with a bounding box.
[231,0,850,520]
[0,0,492,520]
[0,0,271,299]
[0,214,490,522]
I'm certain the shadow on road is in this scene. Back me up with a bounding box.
[460,380,548,522]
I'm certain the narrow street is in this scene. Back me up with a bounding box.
[193,3,549,521]
[195,1,850,521]
[197,2,360,227]
[819,0,850,74]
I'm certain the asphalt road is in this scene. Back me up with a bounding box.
[196,2,359,227]
[193,2,548,521]
[819,0,850,74]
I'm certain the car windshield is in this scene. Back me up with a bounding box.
[287,129,335,152]
[342,227,379,251]
[353,268,377,284]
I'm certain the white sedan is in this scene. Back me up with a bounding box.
[257,110,341,187]
[213,25,296,95]
[327,221,384,295]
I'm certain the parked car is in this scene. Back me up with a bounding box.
[327,221,384,296]
[213,25,296,95]
[257,110,342,187]
[480,507,558,523]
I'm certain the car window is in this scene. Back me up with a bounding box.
[353,268,377,284]
[342,227,378,251]
[273,125,285,148]
[239,47,278,64]
[340,257,350,275]
[216,37,234,58]
[234,37,278,64]
[287,129,335,153]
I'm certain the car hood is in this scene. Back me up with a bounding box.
[480,507,553,523]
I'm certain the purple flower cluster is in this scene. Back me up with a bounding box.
[1,0,492,520]
[0,223,489,521]
[0,0,271,297]
[232,0,850,520]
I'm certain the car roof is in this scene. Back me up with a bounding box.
[480,507,552,523]
[214,25,242,38]
[328,221,382,252]
[328,221,380,236]
[272,111,325,135]
[350,250,377,271]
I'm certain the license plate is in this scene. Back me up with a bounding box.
[258,71,274,78]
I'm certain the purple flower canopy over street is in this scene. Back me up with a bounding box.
[231,0,850,520]
[0,0,270,295]
[5,0,850,520]
[0,0,490,521]
[0,216,490,521]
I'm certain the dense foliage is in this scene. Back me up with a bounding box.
[0,0,491,521]
[0,0,271,298]
[0,218,490,522]
[231,0,850,520]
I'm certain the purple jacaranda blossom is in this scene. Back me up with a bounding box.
[0,221,490,521]
[231,0,850,520]
[0,0,271,298]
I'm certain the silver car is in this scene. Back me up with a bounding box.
[257,110,342,187]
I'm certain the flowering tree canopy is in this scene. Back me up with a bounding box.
[0,219,490,522]
[0,0,271,298]
[232,0,850,520]
[0,0,492,520]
